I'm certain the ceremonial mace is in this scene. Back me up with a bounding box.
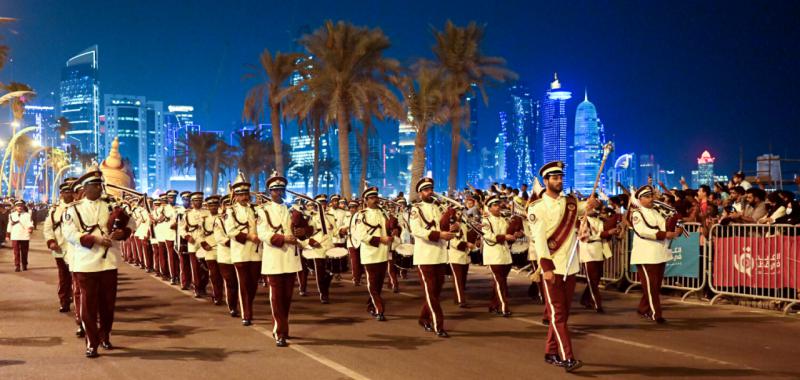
[564,142,614,280]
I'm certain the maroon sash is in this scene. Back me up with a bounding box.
[546,195,578,254]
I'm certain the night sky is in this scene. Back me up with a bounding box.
[1,0,799,179]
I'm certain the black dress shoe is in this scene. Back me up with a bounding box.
[276,338,288,347]
[101,341,114,350]
[501,311,513,317]
[562,359,583,372]
[76,327,85,337]
[596,307,605,314]
[22,266,27,271]
[59,305,70,313]
[655,317,667,324]
[213,299,222,306]
[320,298,330,304]
[14,267,20,272]
[298,290,307,296]
[435,330,449,338]
[193,292,202,298]
[392,287,400,294]
[170,278,178,285]
[544,354,563,366]
[458,303,469,309]
[419,321,433,332]
[242,319,252,326]
[376,313,386,322]
[638,311,652,319]
[85,347,99,358]
[230,310,240,318]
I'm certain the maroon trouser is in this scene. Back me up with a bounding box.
[364,262,387,314]
[219,263,239,313]
[267,273,296,340]
[76,269,118,349]
[542,274,577,361]
[55,257,72,308]
[188,252,201,291]
[638,263,665,320]
[418,264,446,332]
[348,247,363,285]
[12,240,29,269]
[310,258,331,301]
[387,256,399,290]
[581,261,603,310]
[165,241,179,279]
[179,250,191,288]
[158,242,170,278]
[297,257,309,293]
[489,264,512,313]
[449,263,469,304]
[196,257,209,295]
[206,259,224,302]
[138,239,154,271]
[71,272,82,325]
[234,261,261,320]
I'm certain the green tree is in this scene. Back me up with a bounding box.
[431,21,517,191]
[296,20,400,198]
[175,131,217,192]
[243,49,303,176]
[395,62,452,200]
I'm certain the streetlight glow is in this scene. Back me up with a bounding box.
[10,120,20,128]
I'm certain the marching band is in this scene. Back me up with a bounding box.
[29,151,692,374]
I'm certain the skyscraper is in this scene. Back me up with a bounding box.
[396,117,416,193]
[103,95,147,190]
[59,45,100,155]
[146,101,165,193]
[502,83,536,187]
[694,150,715,187]
[541,73,572,189]
[573,90,602,194]
[164,105,200,189]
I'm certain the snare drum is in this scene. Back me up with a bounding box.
[324,247,349,274]
[510,239,529,269]
[392,243,414,269]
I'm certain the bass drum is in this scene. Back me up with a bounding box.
[510,239,529,269]
[324,247,349,274]
[392,243,414,269]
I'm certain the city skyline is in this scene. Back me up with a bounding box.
[1,1,799,184]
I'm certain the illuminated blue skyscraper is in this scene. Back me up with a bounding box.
[573,90,602,194]
[59,45,100,155]
[104,95,147,191]
[502,83,536,186]
[541,73,572,188]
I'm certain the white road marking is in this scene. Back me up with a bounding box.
[251,325,372,380]
[134,263,370,379]
[511,316,760,371]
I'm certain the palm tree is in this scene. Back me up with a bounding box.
[0,17,16,71]
[243,49,303,176]
[68,146,97,171]
[396,62,452,200]
[11,134,34,193]
[296,20,400,198]
[431,20,517,191]
[175,131,217,192]
[235,129,267,192]
[283,84,329,195]
[289,163,314,194]
[209,139,236,195]
[1,82,36,121]
[318,156,339,195]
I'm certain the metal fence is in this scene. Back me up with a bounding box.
[708,223,799,314]
[576,235,628,286]
[624,222,707,301]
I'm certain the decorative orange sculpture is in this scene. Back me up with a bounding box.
[100,137,135,197]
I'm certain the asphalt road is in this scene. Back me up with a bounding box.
[1,231,798,380]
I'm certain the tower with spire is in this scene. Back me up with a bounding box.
[541,72,573,189]
[573,89,603,194]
